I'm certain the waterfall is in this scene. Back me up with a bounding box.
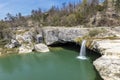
[77,40,87,60]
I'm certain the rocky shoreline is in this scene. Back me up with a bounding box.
[0,26,120,80]
[93,39,120,80]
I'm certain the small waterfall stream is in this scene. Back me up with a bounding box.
[77,40,87,60]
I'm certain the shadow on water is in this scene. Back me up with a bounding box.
[50,42,80,52]
[86,50,103,80]
[50,42,103,80]
[50,42,102,60]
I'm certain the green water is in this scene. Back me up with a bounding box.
[0,46,102,80]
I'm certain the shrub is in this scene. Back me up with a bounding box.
[89,29,101,37]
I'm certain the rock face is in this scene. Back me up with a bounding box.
[5,39,19,48]
[93,39,120,80]
[19,44,34,54]
[43,27,90,45]
[5,27,90,54]
[15,28,34,44]
[36,34,43,43]
[2,26,120,80]
[94,56,120,80]
[34,43,49,52]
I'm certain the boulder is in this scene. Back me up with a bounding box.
[34,43,49,52]
[19,44,34,54]
[15,27,37,45]
[16,31,33,44]
[15,28,35,53]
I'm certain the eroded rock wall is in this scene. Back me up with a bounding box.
[43,27,90,45]
[93,39,120,80]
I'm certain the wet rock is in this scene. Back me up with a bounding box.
[34,43,49,52]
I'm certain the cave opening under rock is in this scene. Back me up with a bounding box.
[49,42,102,61]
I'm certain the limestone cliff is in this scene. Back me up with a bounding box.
[93,40,120,80]
[43,27,90,45]
[1,26,120,80]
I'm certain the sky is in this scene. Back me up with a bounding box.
[0,0,104,19]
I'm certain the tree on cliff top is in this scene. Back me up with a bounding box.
[1,0,120,27]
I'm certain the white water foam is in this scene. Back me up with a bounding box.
[77,40,87,60]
